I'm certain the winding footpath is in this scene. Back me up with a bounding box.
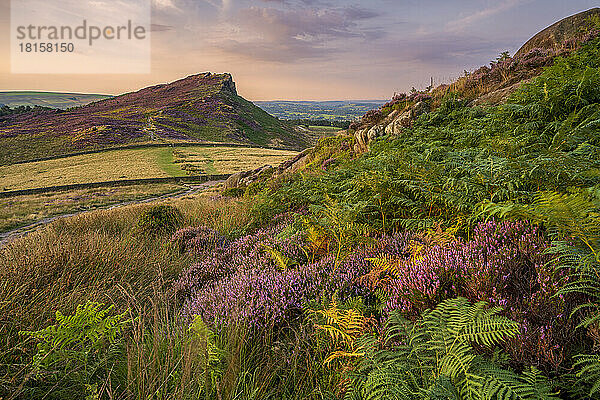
[0,181,223,247]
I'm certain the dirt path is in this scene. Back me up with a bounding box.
[0,180,223,247]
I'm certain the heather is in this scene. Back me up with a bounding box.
[176,222,409,329]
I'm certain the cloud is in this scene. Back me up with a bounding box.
[446,0,526,31]
[361,28,517,70]
[211,4,382,62]
[151,23,174,32]
[153,0,179,11]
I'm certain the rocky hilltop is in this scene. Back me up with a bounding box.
[515,7,600,57]
[350,8,600,154]
[0,73,307,165]
[224,8,600,190]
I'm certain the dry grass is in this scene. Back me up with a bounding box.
[0,183,183,233]
[0,195,251,398]
[0,146,297,191]
[174,146,298,175]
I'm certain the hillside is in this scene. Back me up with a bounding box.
[209,13,600,396]
[0,92,112,109]
[0,73,307,165]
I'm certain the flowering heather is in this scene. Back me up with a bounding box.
[179,227,412,329]
[382,220,573,370]
[175,216,306,295]
[381,92,431,111]
[385,220,554,314]
[407,92,433,103]
[518,47,558,68]
[170,226,226,254]
[382,93,408,109]
[361,109,383,124]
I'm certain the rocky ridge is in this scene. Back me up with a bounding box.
[223,8,600,191]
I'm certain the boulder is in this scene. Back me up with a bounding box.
[276,147,312,174]
[353,101,431,152]
[515,8,600,58]
[353,128,370,153]
[411,101,429,118]
[471,79,531,106]
[224,165,274,190]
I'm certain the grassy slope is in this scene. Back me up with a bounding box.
[0,91,112,109]
[0,145,297,191]
[0,74,307,166]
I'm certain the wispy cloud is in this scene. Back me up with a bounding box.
[153,0,180,11]
[446,0,526,32]
[210,4,381,62]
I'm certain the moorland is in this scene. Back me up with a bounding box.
[2,7,600,400]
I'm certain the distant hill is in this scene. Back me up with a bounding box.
[0,92,112,109]
[0,73,308,165]
[255,100,386,122]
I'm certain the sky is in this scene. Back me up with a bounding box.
[0,0,599,100]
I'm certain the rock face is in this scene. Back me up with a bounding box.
[470,79,531,107]
[223,147,313,190]
[353,101,429,152]
[224,165,274,190]
[515,8,600,58]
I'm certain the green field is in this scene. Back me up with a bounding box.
[255,100,386,121]
[0,146,297,191]
[0,91,112,109]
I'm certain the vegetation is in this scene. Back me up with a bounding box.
[2,17,600,400]
[0,183,183,234]
[136,204,184,236]
[0,74,307,166]
[0,91,112,109]
[0,145,296,191]
[0,104,54,119]
[347,298,558,400]
[289,120,351,129]
[255,100,386,122]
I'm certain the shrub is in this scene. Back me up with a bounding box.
[361,109,383,125]
[367,220,574,372]
[348,121,361,131]
[170,225,226,254]
[222,187,245,198]
[136,204,183,236]
[179,223,410,330]
[381,93,408,110]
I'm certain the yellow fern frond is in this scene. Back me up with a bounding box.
[324,350,365,366]
[309,299,369,348]
[262,244,296,271]
[360,256,404,292]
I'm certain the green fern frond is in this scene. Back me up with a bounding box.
[346,298,556,400]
